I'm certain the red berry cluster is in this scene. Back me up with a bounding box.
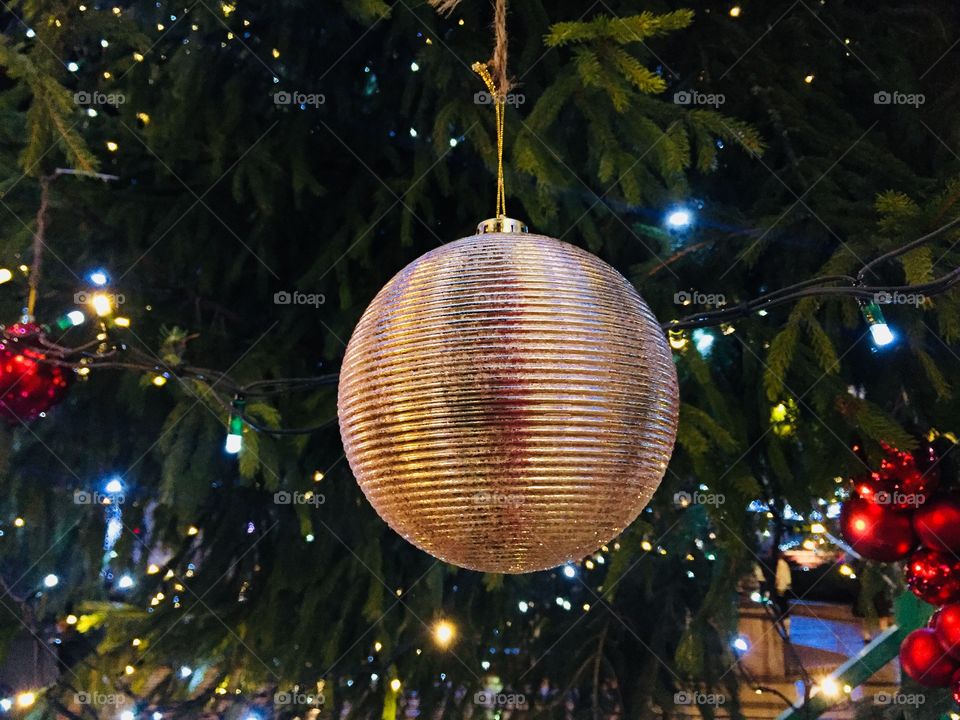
[839,443,960,696]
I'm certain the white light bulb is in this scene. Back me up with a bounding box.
[43,574,59,588]
[665,207,694,229]
[105,478,124,494]
[869,323,895,347]
[225,433,242,454]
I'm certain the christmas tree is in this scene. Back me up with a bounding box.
[0,0,959,718]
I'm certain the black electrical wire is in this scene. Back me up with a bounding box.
[17,214,960,436]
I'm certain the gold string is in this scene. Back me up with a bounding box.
[472,61,507,220]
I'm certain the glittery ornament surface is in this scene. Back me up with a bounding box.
[338,231,679,573]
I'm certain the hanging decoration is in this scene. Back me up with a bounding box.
[838,494,916,562]
[837,438,960,698]
[0,322,71,422]
[337,0,679,573]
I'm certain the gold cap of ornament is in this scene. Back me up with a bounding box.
[477,216,528,234]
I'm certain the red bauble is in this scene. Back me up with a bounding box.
[0,323,70,422]
[900,628,959,687]
[839,495,917,561]
[906,549,960,605]
[852,443,939,509]
[934,604,960,660]
[915,496,960,554]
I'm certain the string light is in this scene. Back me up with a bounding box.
[664,206,694,230]
[729,5,742,16]
[0,269,11,284]
[432,619,456,648]
[225,395,245,454]
[15,693,36,709]
[860,301,895,347]
[389,678,401,692]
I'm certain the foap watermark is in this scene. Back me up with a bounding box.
[275,690,325,707]
[274,91,326,108]
[274,490,325,507]
[875,491,926,508]
[673,490,725,508]
[875,691,925,706]
[674,690,726,707]
[673,90,725,108]
[74,489,125,505]
[473,491,524,508]
[74,291,125,306]
[674,290,726,307]
[74,90,126,107]
[474,91,526,107]
[274,290,325,308]
[75,691,129,707]
[874,90,925,108]
[874,290,926,306]
[474,692,527,710]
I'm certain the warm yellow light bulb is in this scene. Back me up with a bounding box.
[125,664,135,675]
[272,48,280,58]
[389,678,401,692]
[136,112,150,125]
[152,375,167,387]
[90,292,112,316]
[114,317,131,328]
[14,517,24,527]
[65,614,78,625]
[105,141,119,152]
[16,692,36,708]
[0,269,12,284]
[804,74,815,84]
[432,620,455,648]
[729,5,742,16]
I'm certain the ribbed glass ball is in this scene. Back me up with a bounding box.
[338,229,679,573]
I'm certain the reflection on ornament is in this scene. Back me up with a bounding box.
[339,221,679,573]
[0,323,71,423]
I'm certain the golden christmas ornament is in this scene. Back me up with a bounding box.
[338,219,679,573]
